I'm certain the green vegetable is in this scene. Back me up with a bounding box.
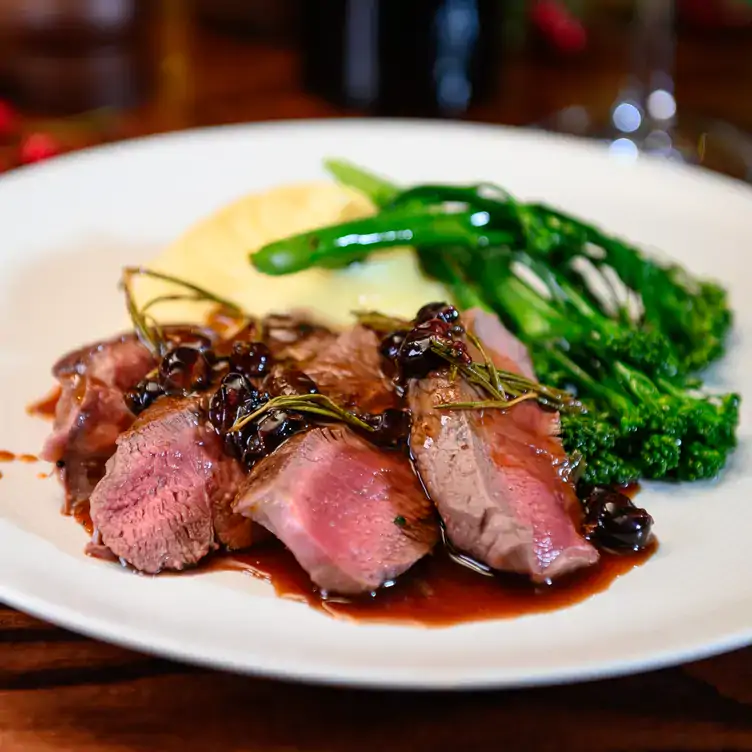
[323,158,399,208]
[249,160,739,486]
[251,207,514,276]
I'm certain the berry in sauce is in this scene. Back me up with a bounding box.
[415,302,461,326]
[582,486,654,552]
[125,379,165,415]
[362,408,412,448]
[263,367,318,397]
[209,373,265,433]
[256,409,308,455]
[159,346,211,392]
[230,341,271,379]
[380,330,408,361]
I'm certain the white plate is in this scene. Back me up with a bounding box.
[1,120,751,690]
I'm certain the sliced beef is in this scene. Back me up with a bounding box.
[263,313,336,365]
[234,426,438,595]
[304,325,398,413]
[41,333,156,510]
[89,396,253,573]
[408,309,598,583]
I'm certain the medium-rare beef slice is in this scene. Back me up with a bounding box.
[304,325,398,413]
[234,426,438,595]
[41,333,156,509]
[408,309,598,583]
[89,396,252,573]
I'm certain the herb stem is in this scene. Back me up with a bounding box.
[230,393,375,434]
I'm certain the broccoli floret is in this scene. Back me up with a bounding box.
[675,440,729,481]
[638,434,682,479]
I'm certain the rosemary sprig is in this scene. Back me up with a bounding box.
[122,269,160,356]
[120,267,252,356]
[124,267,245,314]
[466,330,503,395]
[230,393,375,434]
[438,395,539,411]
[429,338,584,415]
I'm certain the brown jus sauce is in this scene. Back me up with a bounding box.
[66,493,655,626]
[73,500,94,535]
[203,537,656,627]
[0,451,39,463]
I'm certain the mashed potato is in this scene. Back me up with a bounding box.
[133,180,447,329]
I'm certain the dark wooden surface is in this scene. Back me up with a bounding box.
[2,16,752,752]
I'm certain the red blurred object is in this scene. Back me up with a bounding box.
[530,0,587,56]
[20,132,61,164]
[0,101,18,139]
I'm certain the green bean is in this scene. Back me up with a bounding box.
[323,158,399,208]
[250,208,514,276]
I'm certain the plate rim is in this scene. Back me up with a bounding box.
[2,573,751,690]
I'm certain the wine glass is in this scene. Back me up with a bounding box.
[540,0,752,181]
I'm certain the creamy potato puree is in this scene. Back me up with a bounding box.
[133,181,447,329]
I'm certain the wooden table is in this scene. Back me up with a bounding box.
[2,20,752,752]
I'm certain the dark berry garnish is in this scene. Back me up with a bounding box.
[230,341,271,379]
[362,408,412,448]
[415,302,460,326]
[582,486,654,553]
[380,304,469,381]
[239,427,266,466]
[263,367,318,397]
[396,325,446,379]
[380,330,408,361]
[256,409,308,455]
[231,409,308,468]
[125,379,165,415]
[209,373,265,433]
[159,346,211,392]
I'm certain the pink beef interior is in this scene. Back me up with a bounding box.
[90,397,250,573]
[234,426,438,595]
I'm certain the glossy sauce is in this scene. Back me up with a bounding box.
[206,538,657,626]
[27,386,62,419]
[72,500,94,535]
[620,482,641,499]
[0,451,39,463]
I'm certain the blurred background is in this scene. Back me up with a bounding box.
[0,0,751,177]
